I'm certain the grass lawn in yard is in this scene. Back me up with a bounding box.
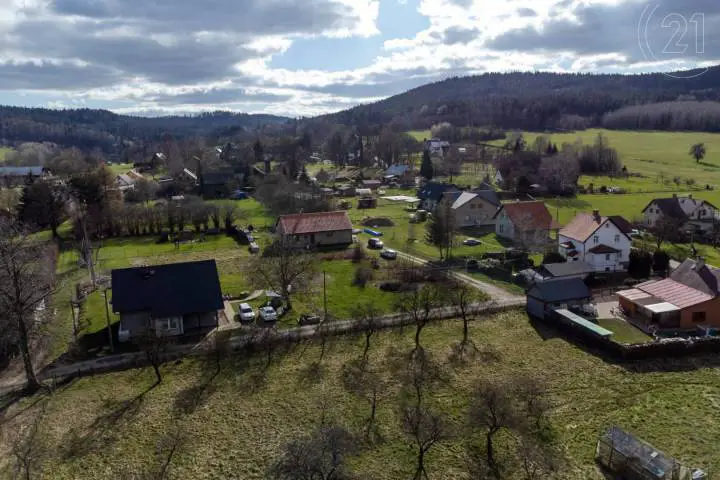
[597,317,652,344]
[0,146,12,162]
[107,163,134,175]
[3,309,719,479]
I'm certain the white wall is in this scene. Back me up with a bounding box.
[495,209,515,240]
[558,218,631,272]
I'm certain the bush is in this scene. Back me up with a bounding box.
[628,250,652,279]
[353,266,373,287]
[351,243,365,263]
[542,251,566,265]
[653,250,670,274]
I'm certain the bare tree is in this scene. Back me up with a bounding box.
[395,284,443,354]
[220,203,238,231]
[425,200,455,260]
[0,220,55,392]
[401,400,448,480]
[268,424,358,480]
[133,320,175,387]
[350,302,382,361]
[6,398,49,480]
[341,358,385,442]
[448,279,484,357]
[652,216,686,249]
[250,241,317,311]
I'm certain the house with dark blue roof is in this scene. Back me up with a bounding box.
[0,166,48,187]
[417,182,459,211]
[111,260,223,342]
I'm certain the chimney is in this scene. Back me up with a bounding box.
[672,193,678,199]
[696,257,706,270]
[592,209,600,221]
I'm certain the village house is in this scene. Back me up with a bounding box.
[642,194,718,232]
[417,182,459,211]
[494,201,558,250]
[276,211,353,248]
[0,166,48,188]
[200,171,233,199]
[111,260,223,342]
[442,190,500,228]
[526,277,592,320]
[617,258,720,332]
[116,173,136,191]
[558,211,632,272]
[384,164,415,186]
[424,138,450,157]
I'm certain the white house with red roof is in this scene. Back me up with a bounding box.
[493,201,558,250]
[558,210,632,272]
[276,211,353,248]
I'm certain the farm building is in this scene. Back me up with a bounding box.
[276,211,353,248]
[526,277,592,320]
[539,261,594,280]
[596,426,706,480]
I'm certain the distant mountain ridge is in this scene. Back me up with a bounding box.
[0,106,288,153]
[319,65,720,132]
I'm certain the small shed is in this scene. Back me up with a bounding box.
[356,188,373,197]
[358,197,377,209]
[540,261,594,280]
[596,426,706,480]
[526,277,591,319]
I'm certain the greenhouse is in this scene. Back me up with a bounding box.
[596,426,707,480]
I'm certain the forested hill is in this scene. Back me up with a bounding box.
[322,66,720,132]
[0,107,288,153]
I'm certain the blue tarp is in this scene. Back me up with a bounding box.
[363,228,383,237]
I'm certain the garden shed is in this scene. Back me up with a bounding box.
[526,277,591,320]
[596,426,706,480]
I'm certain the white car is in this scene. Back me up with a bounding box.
[259,306,278,323]
[380,249,398,260]
[237,303,256,323]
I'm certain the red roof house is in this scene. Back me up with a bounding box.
[494,201,558,250]
[276,211,353,248]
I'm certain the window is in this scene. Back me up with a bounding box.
[605,223,609,228]
[593,236,599,244]
[616,253,622,259]
[157,317,181,332]
[470,204,475,209]
[614,234,620,243]
[327,232,334,237]
[605,254,611,261]
[692,312,706,323]
[499,224,504,233]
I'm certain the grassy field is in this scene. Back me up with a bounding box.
[597,318,652,344]
[107,163,134,175]
[0,146,12,163]
[2,310,719,479]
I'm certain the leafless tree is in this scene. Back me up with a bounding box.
[250,240,318,311]
[350,302,382,361]
[7,398,49,480]
[133,320,176,387]
[652,216,686,249]
[268,424,358,480]
[395,284,443,354]
[448,279,484,358]
[341,358,386,442]
[401,400,448,480]
[466,376,554,479]
[220,203,238,231]
[0,220,56,392]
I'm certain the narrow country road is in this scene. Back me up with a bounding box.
[395,250,525,303]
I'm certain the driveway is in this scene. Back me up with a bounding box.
[395,251,524,304]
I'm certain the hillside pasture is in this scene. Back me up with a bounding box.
[2,310,719,479]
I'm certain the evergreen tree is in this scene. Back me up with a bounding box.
[421,150,434,181]
[18,181,66,237]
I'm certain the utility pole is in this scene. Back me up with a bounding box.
[323,271,328,321]
[79,203,97,288]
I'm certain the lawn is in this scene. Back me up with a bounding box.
[597,317,652,344]
[107,163,134,175]
[3,310,719,479]
[0,146,12,163]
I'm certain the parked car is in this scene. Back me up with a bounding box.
[466,258,479,271]
[630,229,642,238]
[380,249,397,260]
[298,314,321,326]
[368,238,384,249]
[463,238,481,246]
[237,303,256,323]
[249,242,260,254]
[259,306,278,323]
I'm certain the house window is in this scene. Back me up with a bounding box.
[616,253,622,259]
[593,236,599,244]
[327,232,334,237]
[470,204,475,209]
[692,312,706,323]
[605,254,611,261]
[614,234,620,243]
[499,224,504,233]
[605,223,610,228]
[156,317,181,332]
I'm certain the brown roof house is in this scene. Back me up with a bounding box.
[558,210,632,272]
[617,258,720,332]
[276,211,353,248]
[494,201,558,250]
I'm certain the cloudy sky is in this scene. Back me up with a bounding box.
[1,0,719,117]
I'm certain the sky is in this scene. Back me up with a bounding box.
[1,0,720,117]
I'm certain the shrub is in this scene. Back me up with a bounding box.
[353,266,373,287]
[542,251,566,265]
[352,243,365,263]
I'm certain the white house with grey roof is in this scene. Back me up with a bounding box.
[443,190,500,227]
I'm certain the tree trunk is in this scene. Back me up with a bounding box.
[414,449,425,480]
[16,313,40,392]
[152,361,162,386]
[363,333,371,360]
[414,322,423,352]
[462,316,469,345]
[487,431,499,478]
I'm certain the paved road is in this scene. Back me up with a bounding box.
[395,250,525,303]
